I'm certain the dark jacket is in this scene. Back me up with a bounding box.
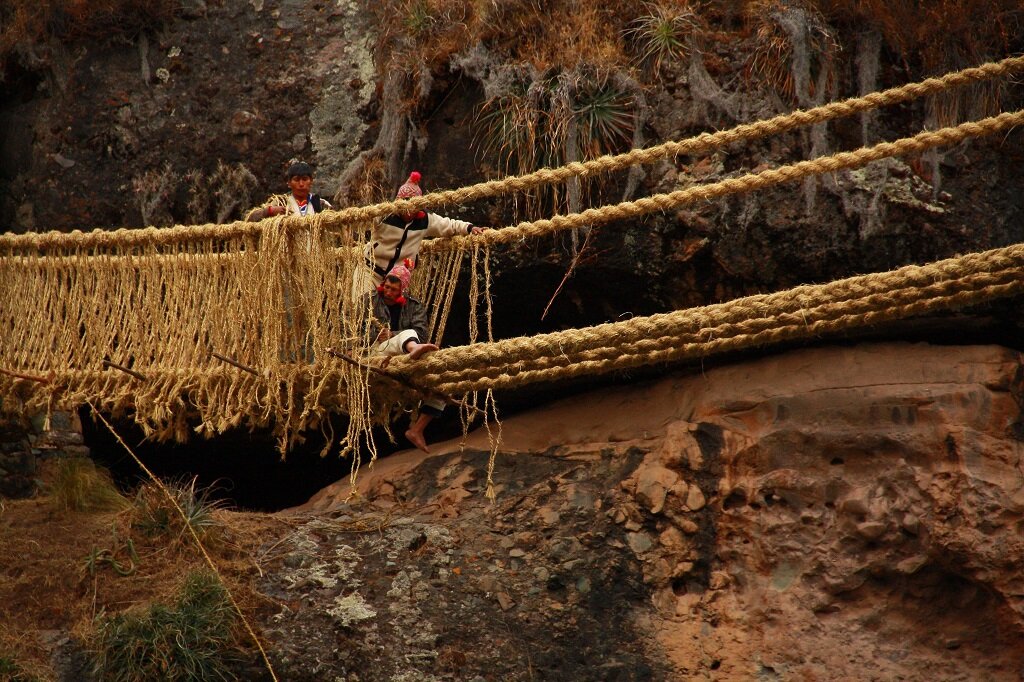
[366,291,430,342]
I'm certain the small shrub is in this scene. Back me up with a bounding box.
[131,476,226,542]
[90,570,240,682]
[50,457,129,513]
[132,162,177,227]
[372,0,473,75]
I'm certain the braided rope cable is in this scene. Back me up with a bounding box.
[425,281,1024,395]
[3,54,1023,253]
[422,108,1024,253]
[414,268,1024,386]
[383,242,1024,392]
[407,243,1024,376]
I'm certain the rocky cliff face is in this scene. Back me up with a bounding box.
[275,342,1024,680]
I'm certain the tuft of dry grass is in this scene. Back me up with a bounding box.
[820,0,1023,124]
[337,154,391,208]
[743,0,841,104]
[372,0,476,79]
[50,457,130,514]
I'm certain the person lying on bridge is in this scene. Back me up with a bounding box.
[366,259,443,453]
[245,161,332,221]
[353,170,489,293]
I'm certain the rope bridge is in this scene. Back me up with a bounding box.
[3,55,1024,456]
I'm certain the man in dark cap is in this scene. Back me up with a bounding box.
[246,161,333,221]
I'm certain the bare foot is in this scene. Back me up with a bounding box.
[407,342,439,360]
[405,428,430,453]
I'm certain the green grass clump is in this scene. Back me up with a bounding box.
[90,571,240,682]
[0,652,38,681]
[50,457,130,513]
[131,476,226,542]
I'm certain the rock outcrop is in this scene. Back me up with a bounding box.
[285,342,1024,680]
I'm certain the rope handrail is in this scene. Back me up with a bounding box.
[2,53,1022,253]
[14,106,1021,268]
[422,108,1024,252]
[326,53,1024,225]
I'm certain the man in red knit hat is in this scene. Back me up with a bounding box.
[364,259,443,453]
[353,170,489,294]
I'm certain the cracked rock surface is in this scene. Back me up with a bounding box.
[255,341,1024,680]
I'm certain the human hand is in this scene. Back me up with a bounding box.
[470,226,489,235]
[375,329,392,343]
[267,205,282,217]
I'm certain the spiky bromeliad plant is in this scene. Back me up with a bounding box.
[625,1,702,75]
[130,476,226,543]
[474,64,637,221]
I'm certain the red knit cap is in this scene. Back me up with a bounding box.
[396,171,423,199]
[386,258,415,293]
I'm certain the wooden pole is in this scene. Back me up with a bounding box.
[0,367,52,384]
[211,351,260,376]
[102,359,147,382]
[324,346,485,416]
